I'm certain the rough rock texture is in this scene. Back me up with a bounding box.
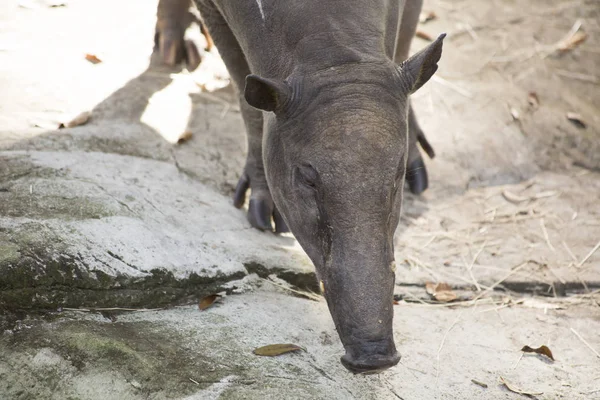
[0,150,313,309]
[2,288,600,400]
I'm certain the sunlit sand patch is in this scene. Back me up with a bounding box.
[140,73,194,144]
[141,49,230,144]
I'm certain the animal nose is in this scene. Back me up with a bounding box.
[340,338,401,374]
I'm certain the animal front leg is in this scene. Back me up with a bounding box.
[154,0,207,71]
[233,99,289,233]
[194,0,288,233]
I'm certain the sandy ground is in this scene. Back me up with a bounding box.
[0,0,599,398]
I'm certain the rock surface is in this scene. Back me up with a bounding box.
[2,287,600,400]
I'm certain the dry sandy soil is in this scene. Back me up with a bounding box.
[0,0,599,399]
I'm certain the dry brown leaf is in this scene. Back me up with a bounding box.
[566,112,586,128]
[434,291,457,302]
[502,190,529,204]
[198,294,220,311]
[521,345,555,361]
[557,31,587,51]
[253,343,304,357]
[499,376,543,397]
[419,11,437,23]
[425,282,457,302]
[425,281,436,295]
[435,282,452,292]
[85,53,102,64]
[177,130,193,144]
[59,111,91,129]
[527,92,539,108]
[415,30,433,41]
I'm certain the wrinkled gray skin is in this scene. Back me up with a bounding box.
[155,0,444,374]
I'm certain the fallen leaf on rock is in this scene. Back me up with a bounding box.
[521,345,555,361]
[499,376,543,397]
[502,189,559,204]
[415,30,433,41]
[566,112,586,128]
[85,53,102,64]
[425,282,457,302]
[502,190,529,203]
[177,130,193,144]
[434,282,452,292]
[557,31,587,52]
[253,343,304,357]
[59,111,91,129]
[527,92,539,108]
[419,11,437,23]
[510,107,520,121]
[198,294,221,311]
[471,379,488,388]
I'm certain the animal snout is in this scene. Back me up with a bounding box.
[340,338,400,374]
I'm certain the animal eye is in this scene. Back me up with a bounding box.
[296,164,318,188]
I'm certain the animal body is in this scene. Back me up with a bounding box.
[154,0,444,373]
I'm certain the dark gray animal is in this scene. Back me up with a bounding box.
[154,0,444,374]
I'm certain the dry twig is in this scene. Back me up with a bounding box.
[261,278,322,301]
[431,75,473,98]
[562,240,578,263]
[465,241,486,291]
[436,313,462,386]
[555,69,599,84]
[577,239,600,268]
[570,328,600,359]
[540,219,555,252]
[470,261,529,304]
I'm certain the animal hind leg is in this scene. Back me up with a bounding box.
[193,0,288,232]
[394,0,435,195]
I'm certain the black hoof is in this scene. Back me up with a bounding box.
[233,174,250,208]
[247,199,273,231]
[406,158,428,195]
[273,207,290,233]
[184,39,201,71]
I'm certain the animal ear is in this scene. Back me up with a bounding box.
[398,33,446,94]
[244,75,291,112]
